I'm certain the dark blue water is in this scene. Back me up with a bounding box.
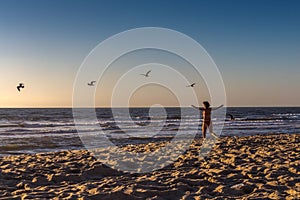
[0,107,299,156]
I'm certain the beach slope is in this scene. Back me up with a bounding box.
[0,134,299,199]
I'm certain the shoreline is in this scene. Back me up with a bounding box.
[1,132,298,157]
[0,133,299,199]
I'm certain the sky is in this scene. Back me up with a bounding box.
[0,0,300,107]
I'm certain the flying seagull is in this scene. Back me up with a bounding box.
[87,81,96,86]
[17,83,25,92]
[186,82,196,87]
[140,70,151,77]
[227,113,235,121]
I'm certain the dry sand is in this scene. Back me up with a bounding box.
[0,133,299,199]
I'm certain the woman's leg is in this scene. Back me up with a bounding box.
[208,122,213,133]
[202,123,207,138]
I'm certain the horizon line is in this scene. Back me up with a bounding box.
[1,105,300,109]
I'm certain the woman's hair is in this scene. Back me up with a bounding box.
[203,101,210,108]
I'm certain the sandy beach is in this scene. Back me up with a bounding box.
[0,133,299,199]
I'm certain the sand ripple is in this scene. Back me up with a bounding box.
[0,133,299,199]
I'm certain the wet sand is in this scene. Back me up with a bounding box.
[0,133,299,199]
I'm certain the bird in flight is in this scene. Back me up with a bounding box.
[227,113,235,121]
[87,81,96,86]
[186,82,196,87]
[17,83,25,92]
[140,70,151,77]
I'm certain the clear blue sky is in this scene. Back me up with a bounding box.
[1,0,300,107]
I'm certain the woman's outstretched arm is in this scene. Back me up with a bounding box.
[211,104,224,110]
[191,105,203,111]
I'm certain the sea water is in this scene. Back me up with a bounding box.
[0,107,299,156]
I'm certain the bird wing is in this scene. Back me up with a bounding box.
[17,86,20,91]
[146,70,151,76]
[227,114,234,119]
[91,81,96,84]
[186,83,196,87]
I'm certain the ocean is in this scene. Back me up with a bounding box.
[0,107,299,156]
